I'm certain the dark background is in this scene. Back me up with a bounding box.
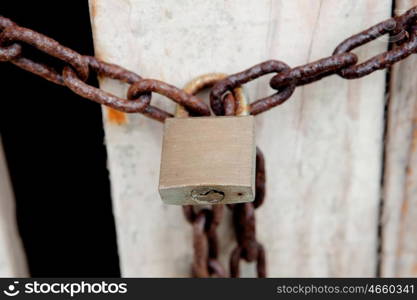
[0,1,120,276]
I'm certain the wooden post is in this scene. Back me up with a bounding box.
[0,137,27,277]
[89,0,392,276]
[381,0,417,278]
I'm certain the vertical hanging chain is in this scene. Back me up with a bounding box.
[180,73,267,278]
[179,74,234,277]
[221,85,267,278]
[229,148,267,277]
[182,205,226,277]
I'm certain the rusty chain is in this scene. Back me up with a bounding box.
[1,7,417,120]
[0,16,210,122]
[183,205,227,277]
[2,6,417,278]
[182,138,267,278]
[229,147,267,278]
[210,6,417,115]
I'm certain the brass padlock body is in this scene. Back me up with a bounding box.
[159,116,255,205]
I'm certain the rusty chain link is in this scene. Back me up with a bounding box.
[183,205,227,277]
[2,6,417,278]
[210,60,296,116]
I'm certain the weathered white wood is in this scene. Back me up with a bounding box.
[0,137,28,277]
[381,0,417,278]
[90,0,391,277]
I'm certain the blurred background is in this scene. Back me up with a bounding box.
[0,1,120,277]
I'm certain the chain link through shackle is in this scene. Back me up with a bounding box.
[221,83,267,278]
[181,73,267,278]
[179,74,234,278]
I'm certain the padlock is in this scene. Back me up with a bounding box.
[159,115,255,205]
[158,73,256,205]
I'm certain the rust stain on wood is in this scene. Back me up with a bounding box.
[90,0,98,18]
[107,107,127,125]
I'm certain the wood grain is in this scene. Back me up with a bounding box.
[89,0,391,277]
[0,137,27,277]
[381,0,417,278]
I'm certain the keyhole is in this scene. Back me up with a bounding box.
[190,188,225,204]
